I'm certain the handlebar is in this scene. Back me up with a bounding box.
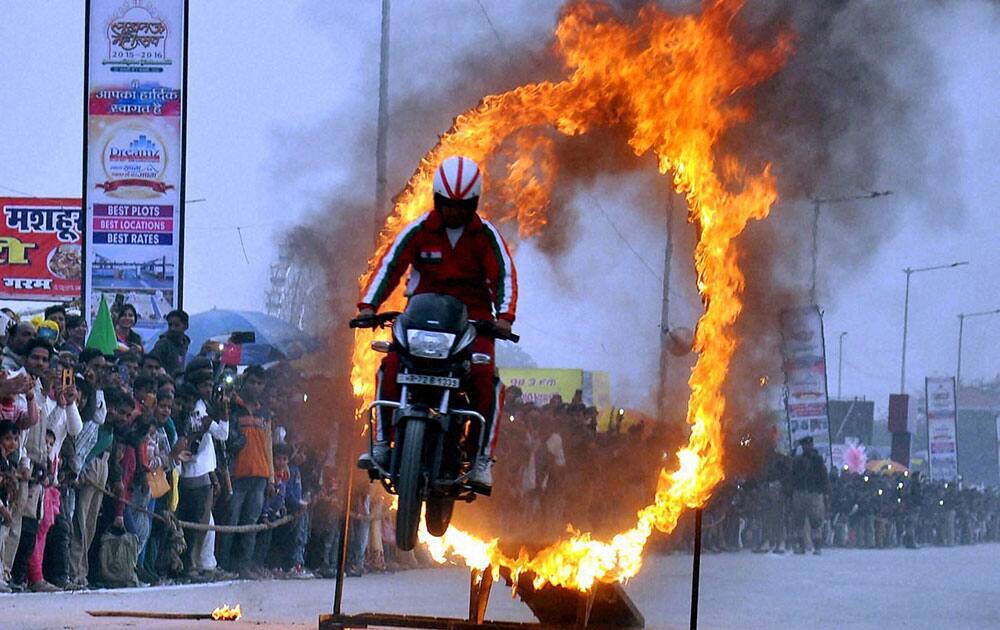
[349,312,518,343]
[349,311,401,329]
[472,320,519,344]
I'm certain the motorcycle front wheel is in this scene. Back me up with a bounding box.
[395,421,425,551]
[425,497,454,537]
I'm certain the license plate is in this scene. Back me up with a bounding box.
[397,373,460,388]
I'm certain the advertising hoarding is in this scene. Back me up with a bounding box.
[499,368,610,409]
[83,0,187,333]
[780,306,833,462]
[0,197,82,301]
[926,376,959,481]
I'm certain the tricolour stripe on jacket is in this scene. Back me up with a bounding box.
[482,220,517,319]
[362,213,427,307]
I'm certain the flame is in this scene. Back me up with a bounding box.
[211,604,242,621]
[351,0,790,591]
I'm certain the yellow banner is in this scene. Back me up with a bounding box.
[499,368,583,406]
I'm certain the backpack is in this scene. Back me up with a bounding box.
[99,529,141,587]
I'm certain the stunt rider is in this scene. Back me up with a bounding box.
[356,155,517,490]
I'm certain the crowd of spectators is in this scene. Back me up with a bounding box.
[2,302,998,593]
[688,442,1000,555]
[0,303,386,592]
[484,388,680,543]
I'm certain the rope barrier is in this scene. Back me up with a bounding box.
[86,479,308,533]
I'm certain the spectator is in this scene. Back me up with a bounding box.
[9,339,81,591]
[59,316,87,358]
[256,442,311,578]
[309,469,342,578]
[132,376,158,420]
[0,419,20,592]
[25,430,61,592]
[42,306,66,340]
[346,476,371,577]
[149,310,190,377]
[114,304,144,355]
[140,389,185,582]
[0,370,38,431]
[220,366,273,578]
[68,387,124,588]
[2,323,36,370]
[139,355,162,380]
[790,437,830,555]
[176,380,229,579]
[116,353,140,391]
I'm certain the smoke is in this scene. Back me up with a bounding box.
[280,0,971,484]
[279,203,377,464]
[714,0,961,462]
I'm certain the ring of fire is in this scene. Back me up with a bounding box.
[351,0,792,592]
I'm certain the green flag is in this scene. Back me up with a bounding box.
[86,295,118,355]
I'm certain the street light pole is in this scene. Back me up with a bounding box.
[374,0,391,245]
[956,308,1000,389]
[809,191,892,305]
[837,331,847,399]
[899,261,969,394]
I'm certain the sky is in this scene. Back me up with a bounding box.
[1,1,999,416]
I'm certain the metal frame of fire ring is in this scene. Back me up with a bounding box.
[318,467,639,630]
[321,566,612,630]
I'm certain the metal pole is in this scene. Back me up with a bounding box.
[900,269,912,394]
[657,193,675,417]
[374,0,391,244]
[690,507,703,630]
[899,262,969,394]
[837,331,846,399]
[955,308,1000,409]
[810,201,821,305]
[956,314,965,390]
[333,465,355,616]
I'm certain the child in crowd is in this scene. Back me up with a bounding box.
[256,442,311,578]
[25,431,61,592]
[0,420,20,592]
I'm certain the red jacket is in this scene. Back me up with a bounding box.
[359,210,517,322]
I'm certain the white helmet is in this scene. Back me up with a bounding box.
[433,155,482,201]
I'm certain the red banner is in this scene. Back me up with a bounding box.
[0,197,82,301]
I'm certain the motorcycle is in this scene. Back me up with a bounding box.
[350,293,518,551]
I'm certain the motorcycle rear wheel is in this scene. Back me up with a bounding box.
[395,421,425,551]
[425,497,454,537]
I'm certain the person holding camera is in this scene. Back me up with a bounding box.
[219,366,273,578]
[176,373,230,579]
[7,339,81,591]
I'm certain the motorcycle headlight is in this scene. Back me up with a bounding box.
[406,329,455,359]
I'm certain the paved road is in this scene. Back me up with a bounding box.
[5,544,999,629]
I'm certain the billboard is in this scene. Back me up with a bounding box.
[956,409,999,487]
[780,306,833,462]
[499,368,610,410]
[926,376,959,481]
[83,0,187,332]
[0,197,82,301]
[828,398,875,445]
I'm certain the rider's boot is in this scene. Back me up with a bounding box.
[357,441,390,470]
[469,456,493,490]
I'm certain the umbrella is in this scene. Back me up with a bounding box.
[185,309,316,365]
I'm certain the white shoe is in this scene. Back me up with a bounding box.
[469,457,493,489]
